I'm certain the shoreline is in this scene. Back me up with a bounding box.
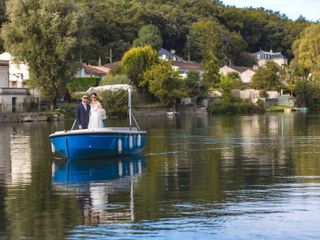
[0,112,64,123]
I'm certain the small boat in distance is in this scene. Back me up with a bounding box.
[49,84,146,160]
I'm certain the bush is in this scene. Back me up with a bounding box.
[294,80,320,110]
[99,74,130,85]
[207,97,265,114]
[99,90,129,117]
[67,77,101,92]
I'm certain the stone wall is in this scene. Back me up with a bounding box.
[0,88,39,113]
[0,112,63,123]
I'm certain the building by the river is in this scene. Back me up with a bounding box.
[0,52,36,113]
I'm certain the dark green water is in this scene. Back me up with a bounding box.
[0,113,320,239]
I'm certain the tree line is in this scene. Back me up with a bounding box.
[0,0,318,109]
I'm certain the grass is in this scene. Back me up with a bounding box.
[266,105,293,111]
[133,102,168,109]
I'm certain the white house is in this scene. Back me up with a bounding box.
[232,89,260,100]
[172,61,204,78]
[0,53,38,113]
[0,52,29,88]
[158,48,203,78]
[255,50,288,67]
[0,60,9,87]
[219,65,256,83]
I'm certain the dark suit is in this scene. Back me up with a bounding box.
[75,102,90,129]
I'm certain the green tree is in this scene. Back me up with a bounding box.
[220,72,243,90]
[185,71,199,96]
[202,50,220,88]
[252,61,282,90]
[142,61,186,105]
[0,0,6,52]
[133,24,163,50]
[188,19,247,64]
[2,0,85,108]
[294,80,320,110]
[122,45,159,89]
[100,90,128,117]
[291,23,320,84]
[77,0,143,63]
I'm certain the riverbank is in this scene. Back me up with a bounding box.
[0,112,64,123]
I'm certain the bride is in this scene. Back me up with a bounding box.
[88,93,107,129]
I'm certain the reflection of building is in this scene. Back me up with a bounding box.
[10,131,32,186]
[0,126,11,182]
[0,125,32,186]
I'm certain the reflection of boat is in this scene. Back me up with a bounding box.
[52,155,145,183]
[49,84,147,160]
[52,155,146,224]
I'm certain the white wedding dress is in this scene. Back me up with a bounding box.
[88,105,105,129]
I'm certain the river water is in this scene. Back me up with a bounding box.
[0,113,320,239]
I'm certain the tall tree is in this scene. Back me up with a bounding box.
[142,61,186,105]
[0,0,6,52]
[291,23,320,84]
[188,19,246,64]
[202,50,220,88]
[252,61,282,90]
[133,24,163,50]
[2,0,85,108]
[122,45,159,89]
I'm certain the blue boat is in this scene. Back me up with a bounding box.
[49,84,147,160]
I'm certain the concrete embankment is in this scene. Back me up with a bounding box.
[0,112,64,123]
[133,105,208,116]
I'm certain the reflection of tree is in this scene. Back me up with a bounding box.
[134,117,224,220]
[2,113,320,236]
[135,113,320,221]
[3,123,82,239]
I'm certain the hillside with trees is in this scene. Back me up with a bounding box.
[0,0,317,110]
[0,0,312,65]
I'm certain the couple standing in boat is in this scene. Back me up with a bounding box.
[76,93,107,129]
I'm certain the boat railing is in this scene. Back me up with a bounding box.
[68,85,142,131]
[131,112,140,130]
[71,119,77,130]
[70,112,140,131]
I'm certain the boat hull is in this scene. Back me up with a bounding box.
[49,128,146,160]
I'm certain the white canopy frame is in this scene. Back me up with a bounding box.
[86,84,140,130]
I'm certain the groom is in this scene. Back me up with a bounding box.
[75,94,90,129]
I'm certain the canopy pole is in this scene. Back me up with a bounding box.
[128,87,132,127]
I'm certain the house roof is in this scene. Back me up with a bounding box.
[82,63,109,76]
[256,50,288,60]
[225,65,255,73]
[172,61,202,70]
[104,60,122,69]
[158,48,183,61]
[0,52,11,61]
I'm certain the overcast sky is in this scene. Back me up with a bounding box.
[221,0,320,21]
